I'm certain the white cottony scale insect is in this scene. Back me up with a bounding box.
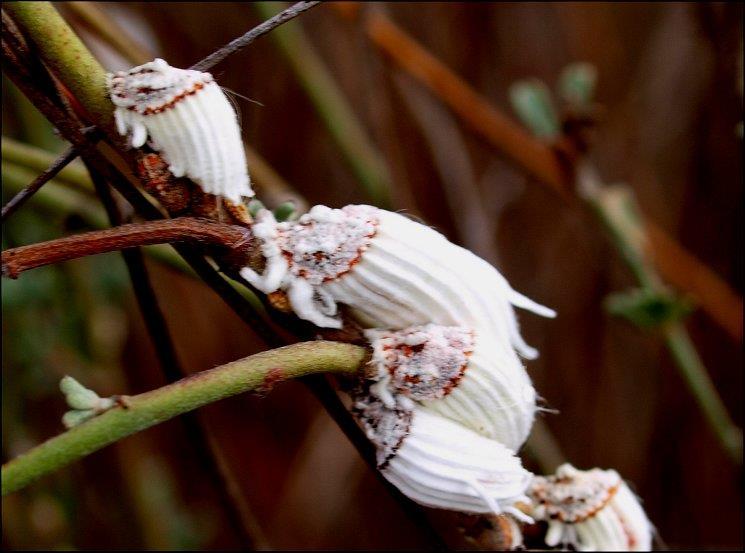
[352,388,534,522]
[107,58,253,203]
[364,323,537,451]
[240,205,555,359]
[528,464,653,551]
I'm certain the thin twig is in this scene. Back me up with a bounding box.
[580,165,743,464]
[1,146,79,222]
[2,38,158,218]
[662,323,743,463]
[1,218,252,278]
[190,1,321,72]
[1,341,368,495]
[2,137,94,194]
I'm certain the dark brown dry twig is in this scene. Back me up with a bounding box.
[1,146,80,222]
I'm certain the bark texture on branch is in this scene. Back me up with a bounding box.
[1,218,254,278]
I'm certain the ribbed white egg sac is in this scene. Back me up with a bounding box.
[240,205,555,359]
[108,58,252,203]
[351,388,533,524]
[325,208,555,360]
[364,324,537,452]
[380,406,534,523]
[529,464,653,552]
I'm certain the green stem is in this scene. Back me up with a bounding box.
[578,164,742,464]
[662,324,743,464]
[2,341,367,495]
[253,2,393,208]
[4,2,113,130]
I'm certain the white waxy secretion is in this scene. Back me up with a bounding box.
[240,205,555,359]
[364,323,537,451]
[528,464,653,551]
[107,58,253,203]
[352,389,534,521]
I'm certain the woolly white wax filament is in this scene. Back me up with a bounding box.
[240,205,555,359]
[528,464,653,552]
[107,58,253,203]
[352,389,534,522]
[364,323,537,452]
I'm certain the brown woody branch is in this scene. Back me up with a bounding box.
[1,218,253,279]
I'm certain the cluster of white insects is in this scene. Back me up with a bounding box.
[108,58,654,551]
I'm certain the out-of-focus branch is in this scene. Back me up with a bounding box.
[338,5,571,196]
[1,218,252,278]
[1,341,368,496]
[336,4,743,343]
[663,323,743,461]
[579,165,743,464]
[645,222,743,342]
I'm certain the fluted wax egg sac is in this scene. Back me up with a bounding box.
[240,205,556,359]
[528,464,653,552]
[107,58,253,203]
[352,389,534,522]
[364,323,537,451]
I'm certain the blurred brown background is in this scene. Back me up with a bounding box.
[2,2,742,550]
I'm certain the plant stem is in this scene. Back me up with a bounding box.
[662,323,743,464]
[1,341,368,495]
[253,2,393,208]
[1,218,252,278]
[1,161,194,276]
[579,165,743,464]
[1,160,107,227]
[1,145,79,222]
